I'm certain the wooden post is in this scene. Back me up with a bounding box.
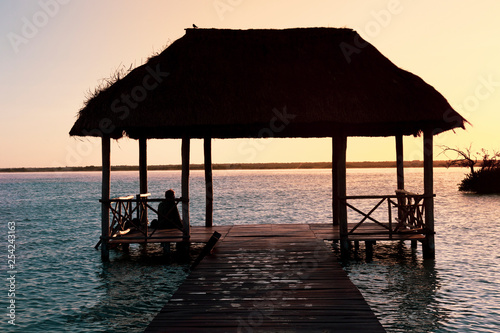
[422,129,435,259]
[365,240,375,262]
[139,137,148,226]
[139,137,148,194]
[181,136,190,240]
[161,242,171,255]
[396,135,404,190]
[204,137,213,227]
[101,136,111,262]
[190,231,221,270]
[396,135,416,246]
[333,135,348,257]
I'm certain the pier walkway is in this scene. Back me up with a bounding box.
[145,224,386,332]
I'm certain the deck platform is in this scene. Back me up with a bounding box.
[109,222,425,245]
[108,226,233,244]
[145,224,387,332]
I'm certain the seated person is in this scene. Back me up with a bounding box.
[151,189,182,229]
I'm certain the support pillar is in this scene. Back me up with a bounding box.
[204,137,213,227]
[423,129,435,259]
[365,240,375,262]
[396,135,404,190]
[139,138,148,194]
[333,135,348,257]
[139,137,148,225]
[101,136,111,262]
[161,242,171,255]
[181,137,191,240]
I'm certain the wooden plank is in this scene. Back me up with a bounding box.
[145,225,385,332]
[108,222,427,245]
[109,226,232,244]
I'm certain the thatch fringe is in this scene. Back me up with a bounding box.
[70,28,466,139]
[83,63,134,107]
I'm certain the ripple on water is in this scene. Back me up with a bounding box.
[1,169,499,332]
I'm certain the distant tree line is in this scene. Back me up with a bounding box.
[0,161,457,173]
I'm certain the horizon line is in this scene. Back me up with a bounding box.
[0,160,459,173]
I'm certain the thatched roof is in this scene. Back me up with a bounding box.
[70,28,466,139]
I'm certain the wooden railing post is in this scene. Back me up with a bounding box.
[388,198,393,238]
[396,134,409,245]
[118,202,122,229]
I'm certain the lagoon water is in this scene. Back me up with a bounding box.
[1,168,499,332]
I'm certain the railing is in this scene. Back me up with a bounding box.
[100,193,185,242]
[338,190,434,237]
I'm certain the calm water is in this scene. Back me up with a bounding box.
[0,168,499,332]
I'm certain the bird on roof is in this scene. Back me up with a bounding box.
[193,24,198,29]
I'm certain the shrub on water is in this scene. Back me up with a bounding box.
[459,168,500,194]
[441,145,500,194]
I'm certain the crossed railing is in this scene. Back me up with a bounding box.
[100,193,185,242]
[338,190,434,237]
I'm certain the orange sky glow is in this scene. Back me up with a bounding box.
[1,0,499,168]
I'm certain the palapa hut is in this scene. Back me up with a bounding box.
[70,28,466,261]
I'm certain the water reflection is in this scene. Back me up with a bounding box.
[60,244,198,333]
[336,241,451,332]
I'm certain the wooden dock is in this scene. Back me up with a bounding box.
[145,224,387,332]
[109,222,425,245]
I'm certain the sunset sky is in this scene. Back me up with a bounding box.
[1,0,499,168]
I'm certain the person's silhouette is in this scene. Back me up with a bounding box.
[155,189,181,229]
